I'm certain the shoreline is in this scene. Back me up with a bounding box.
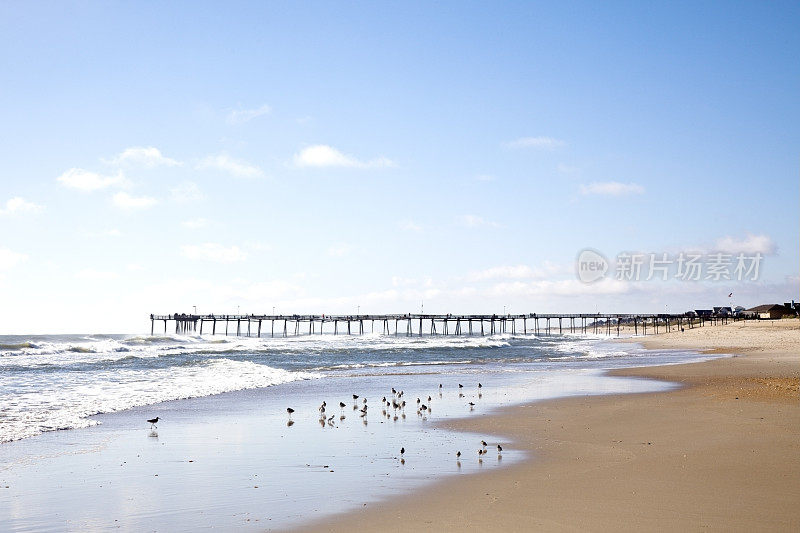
[300,320,800,532]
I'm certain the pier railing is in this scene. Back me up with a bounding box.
[149,312,734,337]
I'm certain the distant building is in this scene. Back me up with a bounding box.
[694,309,713,317]
[745,304,794,320]
[713,306,733,317]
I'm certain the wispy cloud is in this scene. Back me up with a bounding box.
[293,145,394,169]
[112,192,158,210]
[170,181,204,203]
[227,104,271,125]
[107,146,181,167]
[75,268,119,281]
[0,248,28,270]
[456,214,501,228]
[487,278,629,297]
[327,243,353,257]
[579,181,645,196]
[57,168,128,192]
[466,265,544,282]
[0,197,44,215]
[714,233,776,255]
[181,218,211,229]
[506,136,566,150]
[181,243,247,263]
[197,154,264,178]
[398,219,423,232]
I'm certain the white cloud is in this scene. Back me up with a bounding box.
[487,277,629,297]
[57,168,128,191]
[579,181,645,196]
[112,192,158,210]
[0,248,28,270]
[327,243,353,257]
[170,181,204,203]
[457,214,501,228]
[0,197,44,215]
[398,219,423,232]
[293,145,394,169]
[181,218,211,229]
[466,265,536,282]
[182,243,247,263]
[108,146,181,167]
[714,233,776,255]
[227,104,271,125]
[75,268,119,281]
[506,136,566,150]
[197,154,264,178]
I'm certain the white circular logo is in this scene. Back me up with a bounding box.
[576,249,608,283]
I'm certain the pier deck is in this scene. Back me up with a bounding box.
[149,312,732,337]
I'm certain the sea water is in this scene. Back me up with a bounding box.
[0,332,716,530]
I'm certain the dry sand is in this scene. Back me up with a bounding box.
[301,320,800,532]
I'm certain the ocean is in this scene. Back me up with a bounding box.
[0,331,709,444]
[0,331,717,530]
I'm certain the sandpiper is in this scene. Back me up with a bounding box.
[286,408,294,419]
[147,417,160,428]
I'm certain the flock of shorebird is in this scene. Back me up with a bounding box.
[283,382,504,463]
[146,383,504,463]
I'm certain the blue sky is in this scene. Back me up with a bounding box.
[1,1,798,333]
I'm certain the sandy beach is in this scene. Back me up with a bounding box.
[302,319,800,532]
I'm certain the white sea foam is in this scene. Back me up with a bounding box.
[0,358,320,443]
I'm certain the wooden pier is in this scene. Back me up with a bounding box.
[149,312,732,338]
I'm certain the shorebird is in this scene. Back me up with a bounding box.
[339,401,346,410]
[456,451,461,458]
[421,404,428,411]
[353,394,359,400]
[391,388,397,395]
[481,440,488,448]
[417,397,421,405]
[439,384,442,389]
[468,402,476,409]
[286,408,294,419]
[458,384,463,389]
[427,396,431,402]
[147,417,160,428]
[400,447,405,456]
[478,383,482,389]
[497,445,503,452]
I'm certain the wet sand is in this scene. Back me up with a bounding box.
[303,320,800,532]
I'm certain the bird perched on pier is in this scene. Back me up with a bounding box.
[147,417,160,428]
